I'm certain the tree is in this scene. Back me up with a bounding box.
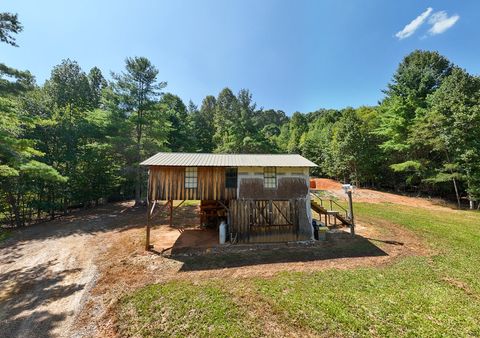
[45,59,93,111]
[286,112,308,154]
[254,109,288,129]
[0,97,66,226]
[0,14,66,226]
[213,88,239,153]
[376,50,453,191]
[111,57,166,205]
[300,107,383,186]
[426,67,480,208]
[39,60,97,213]
[330,109,367,185]
[300,109,340,177]
[254,109,288,151]
[160,93,190,151]
[236,89,264,153]
[0,13,34,95]
[191,95,216,152]
[212,88,272,153]
[88,67,107,108]
[384,50,452,103]
[0,12,22,46]
[0,63,34,95]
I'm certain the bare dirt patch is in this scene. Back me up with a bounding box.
[0,202,144,338]
[312,178,454,210]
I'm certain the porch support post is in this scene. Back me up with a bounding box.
[347,190,355,237]
[146,200,152,251]
[169,199,173,227]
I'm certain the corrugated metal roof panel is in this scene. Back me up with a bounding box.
[140,152,317,167]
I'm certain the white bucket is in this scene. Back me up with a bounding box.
[219,221,227,244]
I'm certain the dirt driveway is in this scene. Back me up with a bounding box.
[1,189,431,337]
[0,202,145,338]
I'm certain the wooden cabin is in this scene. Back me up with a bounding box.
[141,152,318,249]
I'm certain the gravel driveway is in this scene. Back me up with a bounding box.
[0,202,142,338]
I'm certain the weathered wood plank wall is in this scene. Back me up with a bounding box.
[229,199,312,243]
[238,177,309,199]
[148,166,237,201]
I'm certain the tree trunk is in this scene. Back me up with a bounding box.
[50,189,55,220]
[37,188,42,221]
[452,178,461,209]
[134,167,142,206]
[63,194,68,216]
[469,198,475,210]
[134,108,143,206]
[7,192,22,227]
[354,165,359,187]
[445,152,461,209]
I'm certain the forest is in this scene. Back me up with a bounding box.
[1,12,480,227]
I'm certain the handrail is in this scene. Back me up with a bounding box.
[331,199,348,215]
[310,191,323,207]
[310,191,350,220]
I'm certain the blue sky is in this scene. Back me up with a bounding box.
[2,0,479,114]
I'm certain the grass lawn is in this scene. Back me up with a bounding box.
[116,203,480,337]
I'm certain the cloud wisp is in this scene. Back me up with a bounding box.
[428,11,460,35]
[395,7,433,40]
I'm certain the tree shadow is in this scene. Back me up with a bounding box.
[365,237,404,246]
[1,240,25,265]
[172,233,387,272]
[170,228,218,255]
[4,203,142,244]
[1,203,201,245]
[0,260,85,337]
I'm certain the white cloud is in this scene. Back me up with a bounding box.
[395,7,433,40]
[428,11,460,35]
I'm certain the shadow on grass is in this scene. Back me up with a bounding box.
[171,234,387,272]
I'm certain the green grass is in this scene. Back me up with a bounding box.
[117,203,480,337]
[116,282,262,338]
[174,200,200,207]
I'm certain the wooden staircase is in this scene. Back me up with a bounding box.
[310,192,353,227]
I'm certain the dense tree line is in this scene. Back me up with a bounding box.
[293,50,480,209]
[1,14,479,227]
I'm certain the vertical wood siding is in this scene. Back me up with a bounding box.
[229,199,312,243]
[148,166,236,201]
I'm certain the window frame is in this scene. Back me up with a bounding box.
[184,167,198,189]
[263,167,277,189]
[225,167,238,189]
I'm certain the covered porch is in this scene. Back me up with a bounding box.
[146,200,222,254]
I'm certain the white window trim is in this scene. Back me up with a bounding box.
[185,167,198,189]
[263,167,277,189]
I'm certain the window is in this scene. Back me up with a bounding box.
[185,167,197,188]
[225,167,238,188]
[264,167,277,188]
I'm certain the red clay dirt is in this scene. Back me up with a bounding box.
[311,178,453,210]
[1,181,439,337]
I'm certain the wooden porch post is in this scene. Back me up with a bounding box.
[169,199,173,227]
[146,200,151,251]
[347,190,355,237]
[145,166,151,251]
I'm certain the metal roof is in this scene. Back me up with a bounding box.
[140,152,317,167]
